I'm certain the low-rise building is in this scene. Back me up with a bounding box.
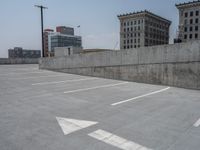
[8,47,41,58]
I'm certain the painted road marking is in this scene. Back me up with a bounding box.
[112,87,170,106]
[88,129,152,150]
[32,78,96,86]
[13,74,68,80]
[194,118,200,127]
[56,117,98,135]
[0,71,46,76]
[64,82,128,94]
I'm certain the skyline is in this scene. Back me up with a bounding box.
[0,0,189,57]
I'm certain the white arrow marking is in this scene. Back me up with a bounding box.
[194,118,200,127]
[89,129,152,150]
[56,117,98,135]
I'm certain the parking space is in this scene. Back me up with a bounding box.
[0,64,200,150]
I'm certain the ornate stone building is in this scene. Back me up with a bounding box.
[118,10,171,50]
[176,1,200,42]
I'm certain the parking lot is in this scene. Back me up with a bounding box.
[0,64,200,150]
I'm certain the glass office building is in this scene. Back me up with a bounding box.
[49,33,82,52]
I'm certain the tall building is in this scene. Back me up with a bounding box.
[44,29,54,57]
[8,47,41,58]
[56,26,74,35]
[44,26,82,57]
[175,1,200,43]
[118,10,171,50]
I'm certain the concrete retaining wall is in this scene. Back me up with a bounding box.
[39,41,200,90]
[0,58,39,65]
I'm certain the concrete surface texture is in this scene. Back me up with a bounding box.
[0,64,200,150]
[0,58,39,64]
[39,41,200,90]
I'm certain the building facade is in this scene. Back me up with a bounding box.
[8,47,41,58]
[44,26,82,56]
[56,26,74,35]
[118,10,171,50]
[44,29,54,57]
[49,32,82,53]
[175,1,200,43]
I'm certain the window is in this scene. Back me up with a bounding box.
[124,34,126,38]
[138,20,140,24]
[195,34,198,39]
[190,19,193,24]
[130,45,133,48]
[131,27,133,31]
[127,40,129,43]
[127,45,129,49]
[134,21,136,25]
[195,18,199,24]
[184,34,187,39]
[124,46,126,49]
[131,39,133,43]
[127,28,129,31]
[196,11,199,16]
[190,34,193,39]
[131,33,133,37]
[124,28,126,32]
[124,22,126,26]
[127,22,129,26]
[190,26,193,31]
[131,21,133,25]
[185,12,188,17]
[184,27,187,32]
[124,40,126,44]
[195,26,198,31]
[184,19,187,25]
[138,33,140,37]
[190,11,193,17]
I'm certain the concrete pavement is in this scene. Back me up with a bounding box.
[0,64,200,150]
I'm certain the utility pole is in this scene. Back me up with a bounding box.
[35,5,47,57]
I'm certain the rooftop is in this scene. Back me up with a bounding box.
[118,10,171,23]
[176,0,200,8]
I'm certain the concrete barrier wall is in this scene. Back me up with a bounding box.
[39,41,200,90]
[0,58,39,65]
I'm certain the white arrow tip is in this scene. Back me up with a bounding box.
[56,117,98,135]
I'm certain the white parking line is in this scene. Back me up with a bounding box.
[111,87,170,106]
[0,71,46,76]
[88,129,152,150]
[194,118,200,127]
[14,74,68,80]
[32,78,96,85]
[64,82,128,94]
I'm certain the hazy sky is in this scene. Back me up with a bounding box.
[0,0,187,57]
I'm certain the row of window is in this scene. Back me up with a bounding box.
[184,26,199,32]
[124,39,140,44]
[184,33,199,39]
[123,33,140,38]
[122,20,144,26]
[123,26,142,32]
[123,45,140,49]
[184,10,199,17]
[184,18,199,24]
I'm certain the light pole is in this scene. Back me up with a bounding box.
[35,5,47,57]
